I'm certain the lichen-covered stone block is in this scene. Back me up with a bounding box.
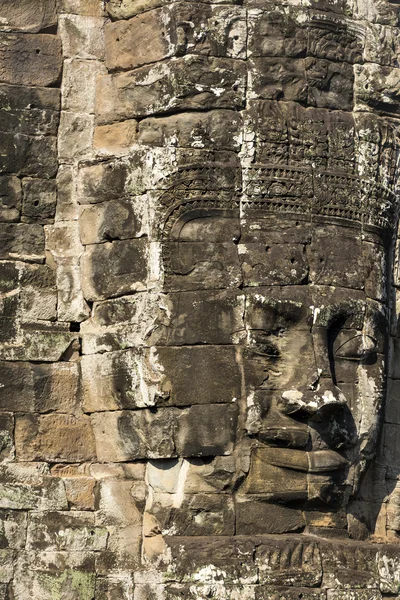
[26,511,108,552]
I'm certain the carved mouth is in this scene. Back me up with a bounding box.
[261,447,350,473]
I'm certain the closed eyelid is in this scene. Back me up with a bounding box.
[334,334,377,359]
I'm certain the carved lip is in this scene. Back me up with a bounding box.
[264,448,349,473]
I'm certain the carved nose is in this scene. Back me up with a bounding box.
[278,387,346,417]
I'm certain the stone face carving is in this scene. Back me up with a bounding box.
[4,0,400,598]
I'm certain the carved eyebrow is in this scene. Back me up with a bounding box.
[315,302,366,328]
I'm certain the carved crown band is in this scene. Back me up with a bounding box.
[161,163,398,237]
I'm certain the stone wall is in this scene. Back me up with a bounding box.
[2,0,400,598]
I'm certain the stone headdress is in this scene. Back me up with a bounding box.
[161,161,398,239]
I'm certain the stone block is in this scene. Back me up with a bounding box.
[0,176,21,222]
[79,198,143,245]
[91,408,176,461]
[46,222,82,260]
[306,57,354,111]
[184,456,236,493]
[15,414,96,463]
[56,263,90,323]
[355,63,400,115]
[243,448,308,496]
[22,178,56,223]
[237,501,305,535]
[149,492,235,536]
[95,576,134,600]
[307,14,364,64]
[240,242,309,287]
[60,0,105,16]
[164,536,257,584]
[0,223,44,262]
[150,290,245,346]
[11,566,96,600]
[0,319,76,362]
[156,345,241,407]
[77,160,128,205]
[320,540,379,589]
[175,403,238,457]
[0,0,57,33]
[63,477,96,511]
[81,239,148,301]
[58,112,94,162]
[248,6,308,58]
[22,135,58,179]
[59,14,105,60]
[0,361,35,412]
[0,467,67,511]
[256,590,326,600]
[97,479,143,570]
[31,362,80,414]
[104,9,169,70]
[0,413,13,462]
[0,131,57,179]
[138,110,242,151]
[164,241,242,291]
[326,592,381,600]
[81,349,148,412]
[0,98,59,137]
[93,120,138,155]
[0,34,62,87]
[80,292,159,355]
[105,4,245,71]
[56,165,79,221]
[62,59,106,114]
[0,510,27,550]
[250,57,308,103]
[26,512,108,551]
[256,538,322,586]
[96,56,246,124]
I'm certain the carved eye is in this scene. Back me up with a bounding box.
[334,334,377,361]
[252,341,280,358]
